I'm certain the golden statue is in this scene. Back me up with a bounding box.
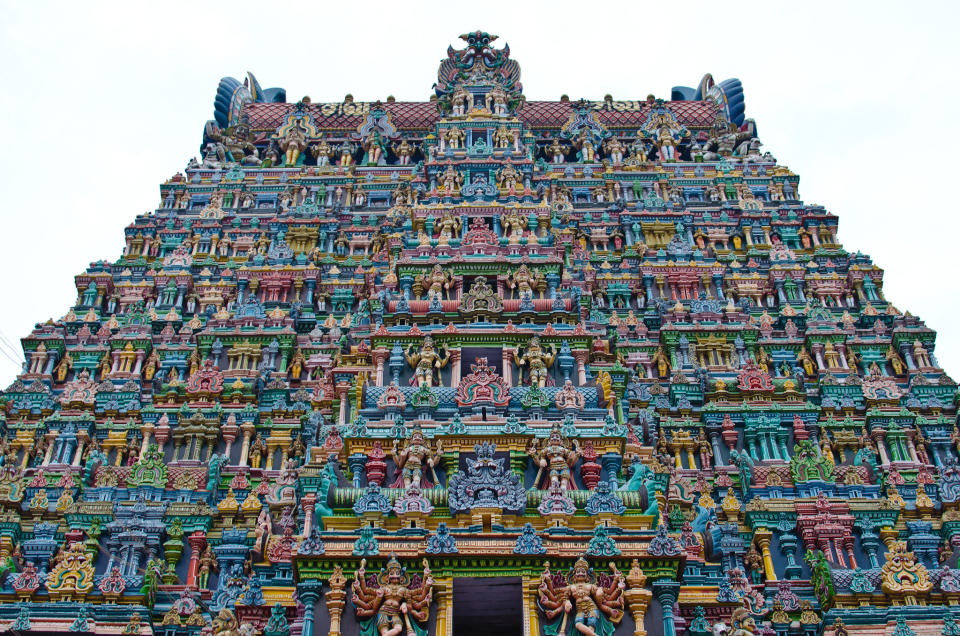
[435,211,461,241]
[886,345,906,375]
[652,346,671,379]
[418,264,451,301]
[493,124,513,149]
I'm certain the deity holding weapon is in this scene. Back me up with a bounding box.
[417,264,452,301]
[537,558,625,636]
[404,336,450,388]
[516,337,556,388]
[352,555,434,636]
[390,425,443,489]
[527,423,581,491]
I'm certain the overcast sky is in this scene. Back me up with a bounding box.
[0,1,957,383]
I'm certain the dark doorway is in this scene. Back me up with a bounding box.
[452,576,523,635]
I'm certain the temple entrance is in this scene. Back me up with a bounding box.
[452,576,523,635]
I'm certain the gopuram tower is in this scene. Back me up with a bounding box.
[1,30,957,636]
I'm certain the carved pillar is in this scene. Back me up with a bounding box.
[449,349,462,387]
[502,349,514,387]
[372,348,388,386]
[301,493,316,537]
[652,581,680,636]
[433,579,453,636]
[298,580,323,636]
[336,383,350,427]
[186,532,206,587]
[325,566,348,636]
[239,422,255,467]
[523,576,543,636]
[573,350,589,385]
[624,560,653,636]
[754,529,777,582]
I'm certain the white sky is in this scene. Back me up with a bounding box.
[0,1,958,384]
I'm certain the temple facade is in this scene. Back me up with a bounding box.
[0,30,957,636]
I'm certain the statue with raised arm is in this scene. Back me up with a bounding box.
[390,424,442,489]
[352,555,434,636]
[516,337,555,388]
[527,423,581,491]
[404,336,449,388]
[537,558,625,636]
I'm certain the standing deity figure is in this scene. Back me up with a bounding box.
[392,139,416,165]
[823,341,841,369]
[656,124,678,161]
[501,210,526,241]
[537,558,625,636]
[546,138,569,164]
[435,211,461,242]
[797,346,817,376]
[516,337,556,388]
[451,87,471,115]
[311,134,335,166]
[576,130,597,163]
[886,345,906,375]
[337,140,356,167]
[391,425,442,489]
[486,84,508,115]
[197,545,218,589]
[629,134,649,163]
[651,346,671,379]
[527,424,581,491]
[418,264,451,301]
[351,555,434,636]
[604,137,625,165]
[438,164,462,194]
[697,428,713,470]
[497,163,521,192]
[444,127,465,150]
[493,124,513,149]
[364,131,388,166]
[404,336,450,388]
[279,125,309,167]
[509,264,543,299]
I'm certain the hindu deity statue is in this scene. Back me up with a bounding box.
[546,138,569,163]
[651,346,671,379]
[604,137,625,165]
[537,558,625,636]
[404,336,450,388]
[434,211,461,242]
[501,209,527,242]
[363,131,388,166]
[576,130,597,163]
[486,84,509,115]
[351,555,434,636]
[527,423,581,491]
[444,127,465,150]
[497,162,521,192]
[337,140,356,167]
[886,345,907,375]
[311,134,335,166]
[417,264,451,301]
[391,425,442,489]
[509,264,543,299]
[279,125,308,167]
[392,138,416,165]
[438,164,462,194]
[516,337,556,388]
